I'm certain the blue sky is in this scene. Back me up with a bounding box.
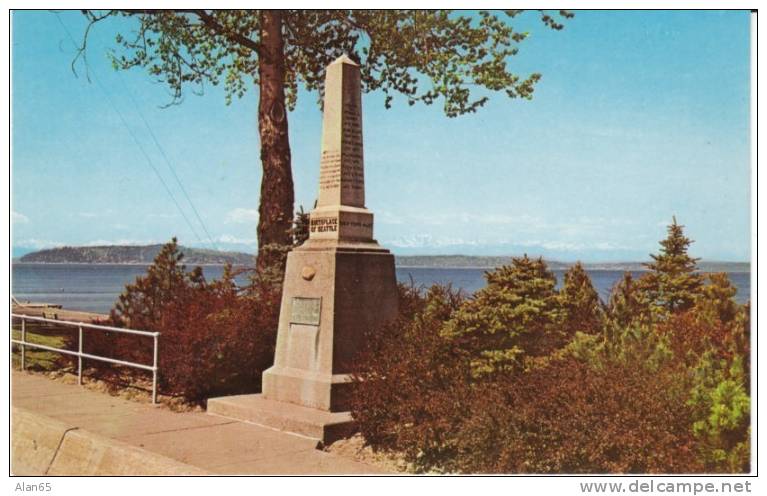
[11,10,751,261]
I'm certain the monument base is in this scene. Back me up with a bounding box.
[262,368,354,413]
[207,242,397,446]
[261,241,399,412]
[206,394,356,446]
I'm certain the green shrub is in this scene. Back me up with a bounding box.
[442,255,563,376]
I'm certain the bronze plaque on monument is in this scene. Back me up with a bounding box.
[290,297,322,326]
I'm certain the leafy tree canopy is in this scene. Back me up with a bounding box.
[80,9,573,115]
[74,10,572,271]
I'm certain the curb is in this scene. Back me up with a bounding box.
[11,407,209,476]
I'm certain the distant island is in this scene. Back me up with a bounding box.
[395,255,750,273]
[17,244,254,265]
[15,245,750,272]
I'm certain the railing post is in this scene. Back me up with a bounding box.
[20,318,26,370]
[11,314,158,403]
[78,325,83,385]
[152,334,158,404]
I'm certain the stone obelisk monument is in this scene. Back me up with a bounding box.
[208,55,399,444]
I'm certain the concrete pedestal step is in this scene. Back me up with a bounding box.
[206,394,356,446]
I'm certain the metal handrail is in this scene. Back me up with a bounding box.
[10,313,160,404]
[11,314,159,336]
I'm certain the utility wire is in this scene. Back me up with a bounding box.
[54,13,206,247]
[116,75,219,251]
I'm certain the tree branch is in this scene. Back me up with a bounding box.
[65,10,115,81]
[191,10,262,56]
[115,9,262,55]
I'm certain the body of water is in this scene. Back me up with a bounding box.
[11,263,751,314]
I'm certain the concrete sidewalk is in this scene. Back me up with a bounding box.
[11,371,386,475]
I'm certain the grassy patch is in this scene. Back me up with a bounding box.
[11,326,70,371]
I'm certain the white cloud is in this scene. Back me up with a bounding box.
[12,211,29,224]
[377,211,405,225]
[385,235,639,254]
[387,234,480,249]
[225,208,259,224]
[386,234,434,248]
[15,238,166,250]
[388,212,544,227]
[540,241,586,251]
[593,241,630,251]
[15,236,258,251]
[82,239,158,246]
[216,234,257,245]
[387,213,634,230]
[14,238,64,249]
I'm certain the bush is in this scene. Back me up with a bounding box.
[350,283,467,471]
[82,239,280,403]
[687,358,750,473]
[454,357,702,474]
[149,270,279,401]
[351,224,751,473]
[656,284,751,473]
[352,296,703,473]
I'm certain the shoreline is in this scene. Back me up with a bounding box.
[12,261,751,272]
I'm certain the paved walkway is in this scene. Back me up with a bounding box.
[11,371,385,475]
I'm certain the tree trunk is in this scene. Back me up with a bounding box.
[256,10,294,273]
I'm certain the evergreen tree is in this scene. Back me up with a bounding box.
[442,255,561,376]
[695,273,739,324]
[607,272,652,327]
[255,205,312,280]
[290,205,311,247]
[559,262,604,335]
[687,352,751,473]
[642,216,703,314]
[111,237,202,328]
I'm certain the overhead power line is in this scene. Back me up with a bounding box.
[54,12,207,248]
[116,76,219,251]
